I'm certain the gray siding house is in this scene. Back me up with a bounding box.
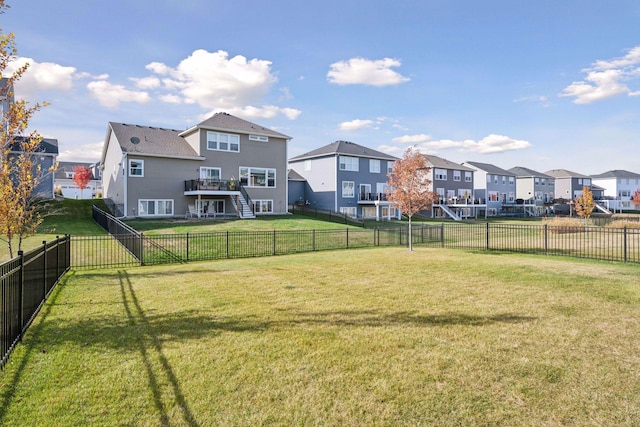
[9,136,58,200]
[591,170,640,212]
[463,161,517,216]
[508,166,554,213]
[544,169,591,201]
[427,155,476,220]
[100,112,291,218]
[288,141,400,220]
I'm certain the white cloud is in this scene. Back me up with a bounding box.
[339,119,373,131]
[87,80,151,108]
[57,141,104,162]
[147,49,276,108]
[199,105,301,122]
[5,57,77,100]
[327,57,410,86]
[392,133,531,154]
[131,76,161,90]
[561,45,640,104]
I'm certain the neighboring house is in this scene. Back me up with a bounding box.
[427,155,476,220]
[8,136,58,200]
[591,169,640,212]
[99,112,291,219]
[462,161,517,216]
[54,161,102,199]
[287,169,307,206]
[508,166,555,213]
[288,140,400,220]
[545,169,592,200]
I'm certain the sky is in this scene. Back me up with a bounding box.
[3,0,640,175]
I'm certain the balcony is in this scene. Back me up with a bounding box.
[358,192,389,204]
[184,179,239,193]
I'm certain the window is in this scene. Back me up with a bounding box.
[249,135,268,142]
[508,192,515,202]
[339,156,359,171]
[66,171,75,178]
[200,167,221,181]
[387,161,394,174]
[488,191,499,201]
[541,178,546,186]
[502,176,506,184]
[434,169,447,180]
[509,176,514,185]
[342,181,355,198]
[340,207,357,218]
[254,200,273,213]
[620,190,631,198]
[453,171,461,181]
[304,160,312,171]
[465,172,472,182]
[239,167,276,187]
[583,178,591,186]
[129,159,144,177]
[535,178,540,184]
[493,176,498,184]
[382,206,397,217]
[138,199,173,216]
[207,131,240,152]
[486,174,492,183]
[369,159,381,173]
[199,199,224,215]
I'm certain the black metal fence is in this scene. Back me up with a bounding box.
[92,206,142,263]
[289,204,365,227]
[0,235,71,368]
[70,221,640,269]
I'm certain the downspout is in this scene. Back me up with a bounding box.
[123,153,128,218]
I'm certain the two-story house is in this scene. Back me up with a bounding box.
[545,169,591,201]
[54,161,102,199]
[423,155,476,219]
[99,112,291,218]
[9,136,58,200]
[462,161,517,216]
[591,169,640,212]
[288,140,400,220]
[508,166,555,214]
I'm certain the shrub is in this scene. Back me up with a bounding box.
[542,217,587,233]
[607,220,640,229]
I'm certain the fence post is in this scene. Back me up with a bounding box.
[273,230,277,256]
[42,240,47,298]
[441,223,445,247]
[375,228,379,246]
[18,250,24,342]
[226,231,230,259]
[312,230,316,251]
[544,224,548,254]
[346,228,349,249]
[186,233,189,262]
[624,226,628,263]
[486,222,490,251]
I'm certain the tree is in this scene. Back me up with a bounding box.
[0,1,50,258]
[574,185,595,227]
[632,189,640,209]
[386,147,435,251]
[72,165,93,199]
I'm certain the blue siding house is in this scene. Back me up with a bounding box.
[288,140,400,220]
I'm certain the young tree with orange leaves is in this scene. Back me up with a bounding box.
[632,189,640,209]
[72,165,93,199]
[386,147,434,251]
[0,1,51,257]
[574,185,595,227]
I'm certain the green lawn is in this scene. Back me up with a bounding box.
[2,247,640,425]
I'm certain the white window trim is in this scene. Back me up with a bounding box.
[434,169,447,181]
[239,166,276,188]
[249,135,268,142]
[339,156,359,172]
[207,131,240,152]
[129,159,144,177]
[465,172,472,182]
[340,207,357,218]
[369,159,381,173]
[342,181,355,198]
[453,171,461,182]
[138,199,173,216]
[254,200,274,213]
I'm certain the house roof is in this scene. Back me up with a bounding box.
[591,169,640,179]
[54,161,99,180]
[183,112,291,140]
[289,140,398,162]
[464,161,515,176]
[109,122,200,158]
[426,155,474,171]
[10,136,59,155]
[287,169,306,181]
[544,169,590,179]
[508,166,552,179]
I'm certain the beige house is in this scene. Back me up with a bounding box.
[99,112,291,218]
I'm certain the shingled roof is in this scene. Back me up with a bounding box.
[508,166,553,179]
[289,140,397,162]
[109,122,200,158]
[465,161,515,176]
[425,154,474,171]
[591,169,640,179]
[185,112,291,140]
[545,169,591,179]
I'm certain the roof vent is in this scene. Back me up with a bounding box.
[130,137,140,144]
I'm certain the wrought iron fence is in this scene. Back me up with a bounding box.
[0,235,71,368]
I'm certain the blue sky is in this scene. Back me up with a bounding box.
[5,0,640,174]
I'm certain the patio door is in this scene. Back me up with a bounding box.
[359,184,371,200]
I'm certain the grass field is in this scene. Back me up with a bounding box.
[2,247,640,426]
